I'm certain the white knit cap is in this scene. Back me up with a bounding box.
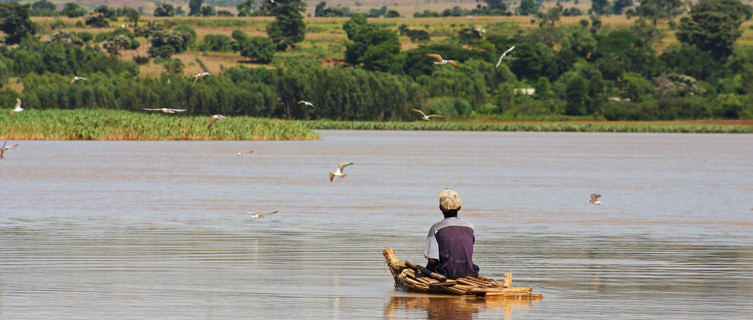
[439,189,462,211]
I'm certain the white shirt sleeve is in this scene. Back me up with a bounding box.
[424,227,439,260]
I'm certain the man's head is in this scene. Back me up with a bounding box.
[439,188,462,217]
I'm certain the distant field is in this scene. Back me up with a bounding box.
[29,14,691,77]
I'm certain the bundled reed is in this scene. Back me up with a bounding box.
[383,248,542,299]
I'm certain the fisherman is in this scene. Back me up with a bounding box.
[424,189,479,280]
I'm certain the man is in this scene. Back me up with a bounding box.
[424,189,479,279]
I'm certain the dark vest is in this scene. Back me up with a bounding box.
[431,225,479,279]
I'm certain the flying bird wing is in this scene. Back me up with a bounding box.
[590,193,601,201]
[496,46,515,67]
[338,162,354,171]
[171,109,187,112]
[410,108,427,117]
[192,76,200,86]
[142,108,162,111]
[503,46,515,56]
[15,98,22,108]
[424,53,443,61]
[207,117,219,128]
[427,115,444,119]
[447,60,458,68]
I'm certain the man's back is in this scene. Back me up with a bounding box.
[425,217,479,279]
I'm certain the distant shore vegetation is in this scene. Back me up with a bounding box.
[1,0,753,138]
[0,109,319,140]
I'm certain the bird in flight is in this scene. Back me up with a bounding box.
[424,54,458,67]
[237,150,254,156]
[495,46,515,68]
[247,210,278,219]
[207,114,226,128]
[0,140,19,160]
[297,100,314,108]
[410,108,444,120]
[330,162,354,182]
[142,108,186,114]
[587,193,601,205]
[192,72,215,86]
[70,76,88,85]
[10,98,23,114]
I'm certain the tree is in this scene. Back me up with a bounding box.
[518,0,537,15]
[32,0,56,11]
[189,0,203,16]
[153,3,175,17]
[94,5,116,19]
[343,14,401,72]
[103,35,132,55]
[62,3,87,18]
[0,3,36,45]
[201,6,216,16]
[237,0,255,16]
[122,7,140,27]
[612,0,634,14]
[148,30,192,58]
[591,0,609,15]
[266,0,307,50]
[238,36,276,63]
[85,14,110,28]
[676,0,747,61]
[638,0,684,25]
[315,1,326,17]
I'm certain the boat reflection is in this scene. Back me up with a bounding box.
[384,294,542,320]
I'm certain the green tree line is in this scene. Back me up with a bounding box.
[2,0,753,120]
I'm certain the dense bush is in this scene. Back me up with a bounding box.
[199,34,233,52]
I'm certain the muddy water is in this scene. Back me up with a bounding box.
[1,131,752,319]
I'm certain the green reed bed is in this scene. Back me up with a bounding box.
[0,109,319,140]
[303,120,753,134]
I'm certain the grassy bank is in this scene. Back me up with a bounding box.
[303,120,753,133]
[0,109,319,140]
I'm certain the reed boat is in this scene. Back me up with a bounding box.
[383,248,542,299]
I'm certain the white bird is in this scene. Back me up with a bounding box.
[0,140,19,160]
[410,108,444,120]
[329,162,354,182]
[297,100,314,107]
[587,193,601,205]
[10,98,23,114]
[192,72,215,86]
[237,150,254,156]
[424,53,458,68]
[70,76,87,85]
[207,114,226,128]
[247,210,278,219]
[495,46,515,68]
[142,108,186,114]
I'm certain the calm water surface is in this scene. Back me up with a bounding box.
[1,131,752,319]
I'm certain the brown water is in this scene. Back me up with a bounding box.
[1,130,752,319]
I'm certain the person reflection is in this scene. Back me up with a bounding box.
[384,295,525,320]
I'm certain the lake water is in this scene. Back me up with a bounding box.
[1,130,752,319]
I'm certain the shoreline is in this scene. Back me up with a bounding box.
[2,109,752,141]
[303,119,753,134]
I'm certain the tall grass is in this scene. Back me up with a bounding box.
[0,109,319,140]
[303,120,753,133]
